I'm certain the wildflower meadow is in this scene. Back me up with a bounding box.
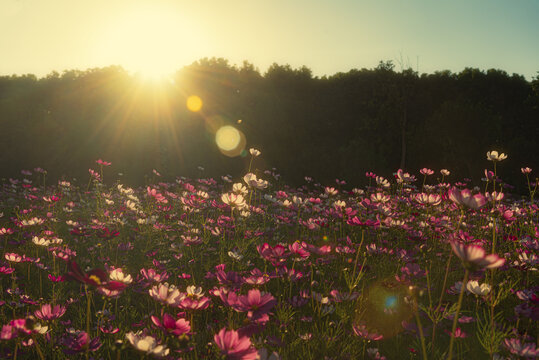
[0,150,537,359]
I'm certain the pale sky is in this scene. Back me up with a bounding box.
[1,0,538,79]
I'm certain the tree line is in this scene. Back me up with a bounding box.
[0,58,537,190]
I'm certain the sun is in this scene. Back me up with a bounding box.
[97,4,205,79]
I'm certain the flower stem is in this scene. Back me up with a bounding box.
[447,269,469,360]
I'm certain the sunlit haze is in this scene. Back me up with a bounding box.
[1,0,538,79]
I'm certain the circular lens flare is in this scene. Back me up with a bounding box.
[355,278,413,339]
[216,126,240,151]
[186,95,203,112]
[215,126,246,157]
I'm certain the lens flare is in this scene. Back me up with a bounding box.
[354,278,413,338]
[186,95,203,112]
[215,126,246,157]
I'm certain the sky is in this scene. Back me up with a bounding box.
[1,0,538,79]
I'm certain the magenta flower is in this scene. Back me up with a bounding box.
[235,289,277,320]
[95,159,111,166]
[62,331,102,354]
[448,187,487,210]
[257,243,289,267]
[179,296,211,310]
[214,328,258,360]
[151,313,190,337]
[420,168,434,176]
[504,338,539,357]
[140,268,169,283]
[34,304,66,321]
[288,241,310,259]
[450,242,505,270]
[352,323,383,341]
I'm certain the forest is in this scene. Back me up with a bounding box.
[0,58,537,189]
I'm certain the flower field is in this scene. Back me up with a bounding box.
[0,152,537,359]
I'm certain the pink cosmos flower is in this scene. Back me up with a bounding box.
[445,327,467,338]
[257,243,289,266]
[235,289,277,320]
[288,241,310,259]
[149,283,184,307]
[448,187,487,210]
[96,159,111,166]
[243,268,270,285]
[140,268,169,283]
[5,253,22,263]
[34,304,66,321]
[450,242,505,270]
[420,168,434,176]
[179,296,211,310]
[151,313,190,336]
[504,338,539,357]
[214,328,258,360]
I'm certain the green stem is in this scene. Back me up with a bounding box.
[415,307,428,360]
[447,269,469,360]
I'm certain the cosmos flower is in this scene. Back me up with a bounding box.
[486,151,508,162]
[466,280,491,296]
[235,289,277,320]
[151,313,190,336]
[65,260,126,292]
[249,148,261,157]
[243,173,269,190]
[213,328,258,360]
[148,283,184,307]
[448,187,487,210]
[222,193,247,209]
[34,304,66,321]
[109,268,133,285]
[352,323,383,341]
[62,331,102,354]
[420,168,434,176]
[450,242,505,270]
[126,332,170,358]
[504,338,539,357]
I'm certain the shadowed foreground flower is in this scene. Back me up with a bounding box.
[66,260,126,291]
[126,332,170,357]
[214,328,258,360]
[450,242,505,270]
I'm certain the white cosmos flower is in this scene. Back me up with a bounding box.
[232,183,248,196]
[126,332,169,357]
[32,237,51,247]
[243,173,269,190]
[466,280,491,296]
[249,148,261,157]
[486,151,507,162]
[109,268,133,285]
[221,193,246,209]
